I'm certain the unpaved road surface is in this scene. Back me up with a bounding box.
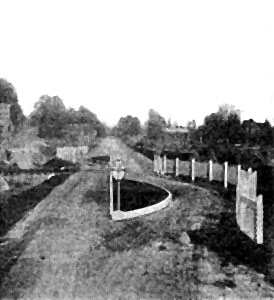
[1,137,274,300]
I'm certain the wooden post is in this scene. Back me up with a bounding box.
[158,156,163,175]
[236,164,241,225]
[175,158,179,176]
[192,158,195,181]
[154,154,159,173]
[224,161,228,188]
[209,160,213,182]
[237,164,241,185]
[117,180,121,211]
[163,155,167,174]
[110,172,113,215]
[256,194,263,244]
[153,155,157,173]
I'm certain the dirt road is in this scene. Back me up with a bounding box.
[1,137,274,300]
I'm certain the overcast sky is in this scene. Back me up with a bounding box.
[1,0,274,126]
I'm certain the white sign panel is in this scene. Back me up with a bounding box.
[112,170,125,180]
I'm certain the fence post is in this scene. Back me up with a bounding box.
[163,155,167,174]
[153,155,158,173]
[159,156,163,175]
[209,160,213,182]
[110,172,113,215]
[191,158,195,181]
[236,164,241,225]
[237,164,241,185]
[175,158,179,177]
[256,194,263,244]
[224,161,228,188]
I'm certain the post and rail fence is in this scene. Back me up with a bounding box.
[153,154,263,244]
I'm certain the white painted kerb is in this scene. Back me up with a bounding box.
[111,184,172,221]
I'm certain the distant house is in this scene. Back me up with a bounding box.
[242,119,264,136]
[165,126,191,143]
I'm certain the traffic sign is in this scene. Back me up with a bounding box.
[112,170,125,180]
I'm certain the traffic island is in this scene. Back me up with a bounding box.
[110,178,172,221]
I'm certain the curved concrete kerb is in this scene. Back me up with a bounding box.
[110,176,172,221]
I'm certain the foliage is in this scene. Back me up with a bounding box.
[186,120,197,129]
[30,95,67,138]
[217,103,241,120]
[30,97,106,140]
[146,109,166,141]
[113,115,141,137]
[193,104,246,163]
[0,78,26,133]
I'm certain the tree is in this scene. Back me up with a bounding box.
[195,104,245,162]
[217,103,241,120]
[186,120,197,129]
[260,119,273,147]
[0,78,18,104]
[115,115,141,137]
[167,117,172,128]
[146,109,166,140]
[0,78,26,133]
[30,95,67,138]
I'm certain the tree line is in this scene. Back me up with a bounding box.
[0,78,106,144]
[113,104,274,165]
[1,77,273,165]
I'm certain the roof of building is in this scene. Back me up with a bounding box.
[165,127,189,133]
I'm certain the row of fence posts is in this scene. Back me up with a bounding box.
[155,155,264,245]
[155,155,242,188]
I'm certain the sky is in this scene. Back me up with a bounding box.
[1,0,274,127]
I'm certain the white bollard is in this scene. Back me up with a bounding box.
[209,160,213,182]
[191,158,195,181]
[175,158,179,176]
[224,161,228,188]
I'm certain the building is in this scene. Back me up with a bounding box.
[165,126,190,143]
[242,119,264,136]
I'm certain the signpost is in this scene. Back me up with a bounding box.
[110,158,126,212]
